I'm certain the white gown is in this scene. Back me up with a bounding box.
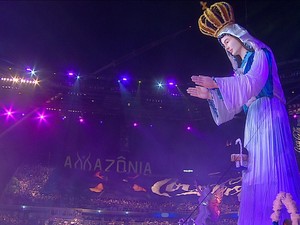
[207,48,300,225]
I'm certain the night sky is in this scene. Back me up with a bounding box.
[0,0,299,82]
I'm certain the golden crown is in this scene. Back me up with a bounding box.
[198,1,235,38]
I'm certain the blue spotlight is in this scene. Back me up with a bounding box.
[157,82,163,88]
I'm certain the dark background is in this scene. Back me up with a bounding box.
[0,1,299,80]
[0,0,299,199]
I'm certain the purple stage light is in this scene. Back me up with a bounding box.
[36,112,47,123]
[133,122,138,127]
[119,74,130,83]
[79,117,84,123]
[37,110,47,118]
[68,72,74,76]
[38,114,46,120]
[187,126,191,130]
[3,107,15,119]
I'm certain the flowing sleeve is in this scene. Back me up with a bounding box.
[207,89,241,126]
[214,49,269,112]
[208,49,269,125]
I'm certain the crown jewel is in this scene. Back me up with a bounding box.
[198,1,235,38]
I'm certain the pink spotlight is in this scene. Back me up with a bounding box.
[133,122,138,127]
[293,114,297,119]
[36,112,48,124]
[3,107,15,119]
[38,113,46,120]
[187,126,191,130]
[5,110,13,117]
[79,117,84,123]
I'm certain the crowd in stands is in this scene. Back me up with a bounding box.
[0,164,239,224]
[0,210,238,225]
